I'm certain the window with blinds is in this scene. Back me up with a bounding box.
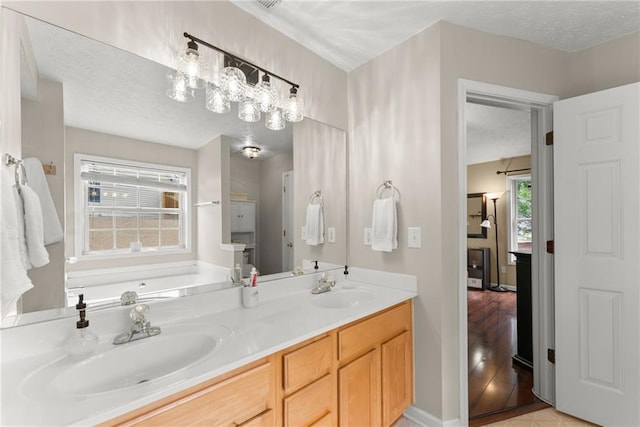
[74,154,190,257]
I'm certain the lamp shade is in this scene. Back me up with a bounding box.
[480,219,492,228]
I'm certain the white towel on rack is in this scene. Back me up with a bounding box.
[20,185,50,268]
[23,158,63,245]
[2,183,33,319]
[371,197,397,252]
[305,203,324,246]
[12,186,31,270]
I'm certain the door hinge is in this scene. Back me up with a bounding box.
[548,348,556,364]
[283,186,286,193]
[546,240,554,254]
[545,131,554,146]
[283,230,286,237]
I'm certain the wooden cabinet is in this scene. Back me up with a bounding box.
[338,349,380,427]
[510,251,533,369]
[337,301,413,427]
[278,335,336,427]
[103,301,413,427]
[104,357,275,427]
[381,331,412,426]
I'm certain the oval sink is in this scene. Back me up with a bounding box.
[51,331,220,396]
[312,289,375,309]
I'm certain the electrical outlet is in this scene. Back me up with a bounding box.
[301,226,307,241]
[408,227,421,248]
[364,228,372,245]
[500,266,507,274]
[327,227,336,243]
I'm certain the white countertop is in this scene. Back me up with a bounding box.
[1,269,417,426]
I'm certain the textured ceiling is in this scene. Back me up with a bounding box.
[232,0,640,72]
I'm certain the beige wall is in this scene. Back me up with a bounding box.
[230,156,260,202]
[348,22,443,416]
[467,156,532,288]
[64,126,198,271]
[3,1,348,131]
[21,78,65,311]
[294,119,348,267]
[349,19,639,421]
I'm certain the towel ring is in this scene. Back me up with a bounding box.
[309,190,323,207]
[376,180,399,201]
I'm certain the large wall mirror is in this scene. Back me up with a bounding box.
[467,193,487,238]
[4,9,348,327]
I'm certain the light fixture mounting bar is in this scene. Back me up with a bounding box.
[183,32,299,89]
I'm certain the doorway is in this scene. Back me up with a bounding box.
[465,99,536,420]
[457,80,558,424]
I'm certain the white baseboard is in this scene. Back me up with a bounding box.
[403,405,462,427]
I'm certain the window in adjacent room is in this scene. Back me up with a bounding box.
[507,174,532,263]
[74,154,191,258]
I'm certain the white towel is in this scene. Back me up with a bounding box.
[23,158,63,245]
[20,185,50,268]
[371,197,397,252]
[12,186,31,270]
[1,183,34,319]
[305,203,324,246]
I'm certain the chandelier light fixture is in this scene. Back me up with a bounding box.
[168,32,304,131]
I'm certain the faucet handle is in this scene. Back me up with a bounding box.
[121,291,138,306]
[130,304,149,323]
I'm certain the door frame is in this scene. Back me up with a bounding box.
[282,170,294,271]
[457,79,558,422]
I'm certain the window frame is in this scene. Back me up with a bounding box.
[73,153,191,261]
[506,173,532,264]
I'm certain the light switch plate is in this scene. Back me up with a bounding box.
[364,228,372,245]
[408,227,422,248]
[301,226,307,241]
[327,227,336,243]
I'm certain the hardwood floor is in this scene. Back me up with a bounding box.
[467,289,541,422]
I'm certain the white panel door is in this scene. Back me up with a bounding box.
[554,82,639,426]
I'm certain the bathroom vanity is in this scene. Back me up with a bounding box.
[0,269,416,426]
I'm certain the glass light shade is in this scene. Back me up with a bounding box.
[177,46,207,89]
[238,99,260,123]
[265,109,285,131]
[480,219,491,228]
[166,73,194,102]
[253,75,278,113]
[205,82,230,114]
[221,66,247,102]
[283,88,303,122]
[242,146,261,159]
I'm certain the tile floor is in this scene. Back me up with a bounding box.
[393,407,597,427]
[482,407,599,426]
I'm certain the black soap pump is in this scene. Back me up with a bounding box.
[64,294,99,357]
[343,265,351,287]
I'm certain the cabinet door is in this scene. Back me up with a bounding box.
[338,349,380,427]
[231,201,256,232]
[381,331,413,426]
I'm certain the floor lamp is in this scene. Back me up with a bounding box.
[481,196,508,292]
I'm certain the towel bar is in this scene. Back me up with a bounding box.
[376,180,400,200]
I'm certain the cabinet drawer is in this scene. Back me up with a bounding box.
[283,335,332,394]
[338,302,411,362]
[284,374,332,427]
[124,361,273,426]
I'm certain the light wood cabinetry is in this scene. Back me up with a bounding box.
[103,357,275,427]
[337,301,413,427]
[103,301,412,427]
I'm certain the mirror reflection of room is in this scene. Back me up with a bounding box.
[11,13,347,319]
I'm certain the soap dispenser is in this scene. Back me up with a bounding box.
[64,294,99,357]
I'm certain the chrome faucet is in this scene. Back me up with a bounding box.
[311,272,336,294]
[113,304,161,345]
